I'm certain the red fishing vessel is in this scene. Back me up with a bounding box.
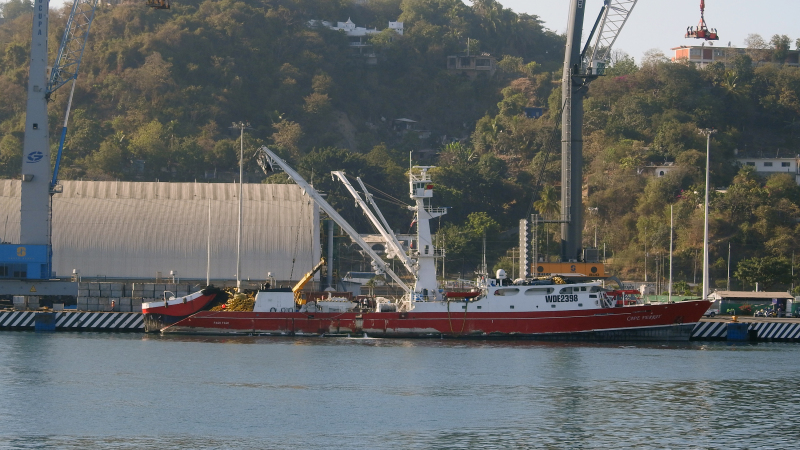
[143,150,710,340]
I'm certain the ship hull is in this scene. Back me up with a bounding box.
[161,300,709,341]
[142,288,225,332]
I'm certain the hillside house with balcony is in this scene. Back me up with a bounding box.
[308,18,403,64]
[447,53,497,79]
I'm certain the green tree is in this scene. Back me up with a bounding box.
[533,185,559,262]
[734,256,794,290]
[770,34,791,63]
[0,0,32,21]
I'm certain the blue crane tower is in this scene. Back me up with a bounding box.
[0,0,99,280]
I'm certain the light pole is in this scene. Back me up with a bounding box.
[700,128,716,301]
[230,121,252,292]
[588,207,598,248]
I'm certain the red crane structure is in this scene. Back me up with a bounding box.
[685,0,719,40]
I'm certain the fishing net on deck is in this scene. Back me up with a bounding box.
[210,291,255,312]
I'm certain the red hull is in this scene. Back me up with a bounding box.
[161,300,710,341]
[142,293,217,317]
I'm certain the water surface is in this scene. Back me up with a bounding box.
[0,332,798,449]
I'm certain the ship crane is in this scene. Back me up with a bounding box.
[256,147,412,294]
[292,257,326,306]
[685,0,719,41]
[332,172,418,279]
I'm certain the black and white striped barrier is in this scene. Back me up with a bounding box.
[0,311,143,331]
[690,321,800,341]
[748,322,800,340]
[690,321,729,340]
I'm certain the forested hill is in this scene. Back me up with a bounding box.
[1,0,800,288]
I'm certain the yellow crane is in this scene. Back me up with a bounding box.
[293,258,326,306]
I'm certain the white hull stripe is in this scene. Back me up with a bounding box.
[0,312,144,330]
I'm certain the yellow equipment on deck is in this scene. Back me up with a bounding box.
[293,258,326,306]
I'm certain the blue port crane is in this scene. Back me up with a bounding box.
[1,0,166,281]
[47,0,100,193]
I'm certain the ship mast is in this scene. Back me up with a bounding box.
[409,167,446,301]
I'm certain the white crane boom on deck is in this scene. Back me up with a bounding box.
[331,172,417,278]
[256,147,411,294]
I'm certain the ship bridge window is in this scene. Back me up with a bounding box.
[559,287,573,294]
[525,287,554,296]
[579,286,587,291]
[590,286,602,292]
[494,288,519,296]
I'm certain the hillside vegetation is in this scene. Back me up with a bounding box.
[1,0,800,289]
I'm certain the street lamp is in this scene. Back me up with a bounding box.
[588,207,598,247]
[230,121,252,292]
[699,128,717,301]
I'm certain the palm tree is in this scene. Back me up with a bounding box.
[533,185,560,262]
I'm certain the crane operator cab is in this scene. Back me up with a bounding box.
[146,0,170,9]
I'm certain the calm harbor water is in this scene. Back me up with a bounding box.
[0,332,799,449]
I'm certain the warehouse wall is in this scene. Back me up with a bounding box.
[0,180,319,281]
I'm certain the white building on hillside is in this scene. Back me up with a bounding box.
[736,154,800,184]
[307,18,403,64]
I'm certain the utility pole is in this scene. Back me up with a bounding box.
[700,128,717,301]
[644,224,648,283]
[230,121,252,292]
[727,242,731,291]
[669,205,673,302]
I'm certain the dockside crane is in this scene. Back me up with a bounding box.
[2,0,167,281]
[559,0,638,264]
[2,0,101,280]
[538,0,722,275]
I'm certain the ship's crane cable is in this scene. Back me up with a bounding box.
[289,203,304,281]
[344,174,410,208]
[525,96,570,218]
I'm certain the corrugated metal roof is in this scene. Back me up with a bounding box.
[0,180,319,281]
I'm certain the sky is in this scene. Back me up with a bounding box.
[498,0,800,63]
